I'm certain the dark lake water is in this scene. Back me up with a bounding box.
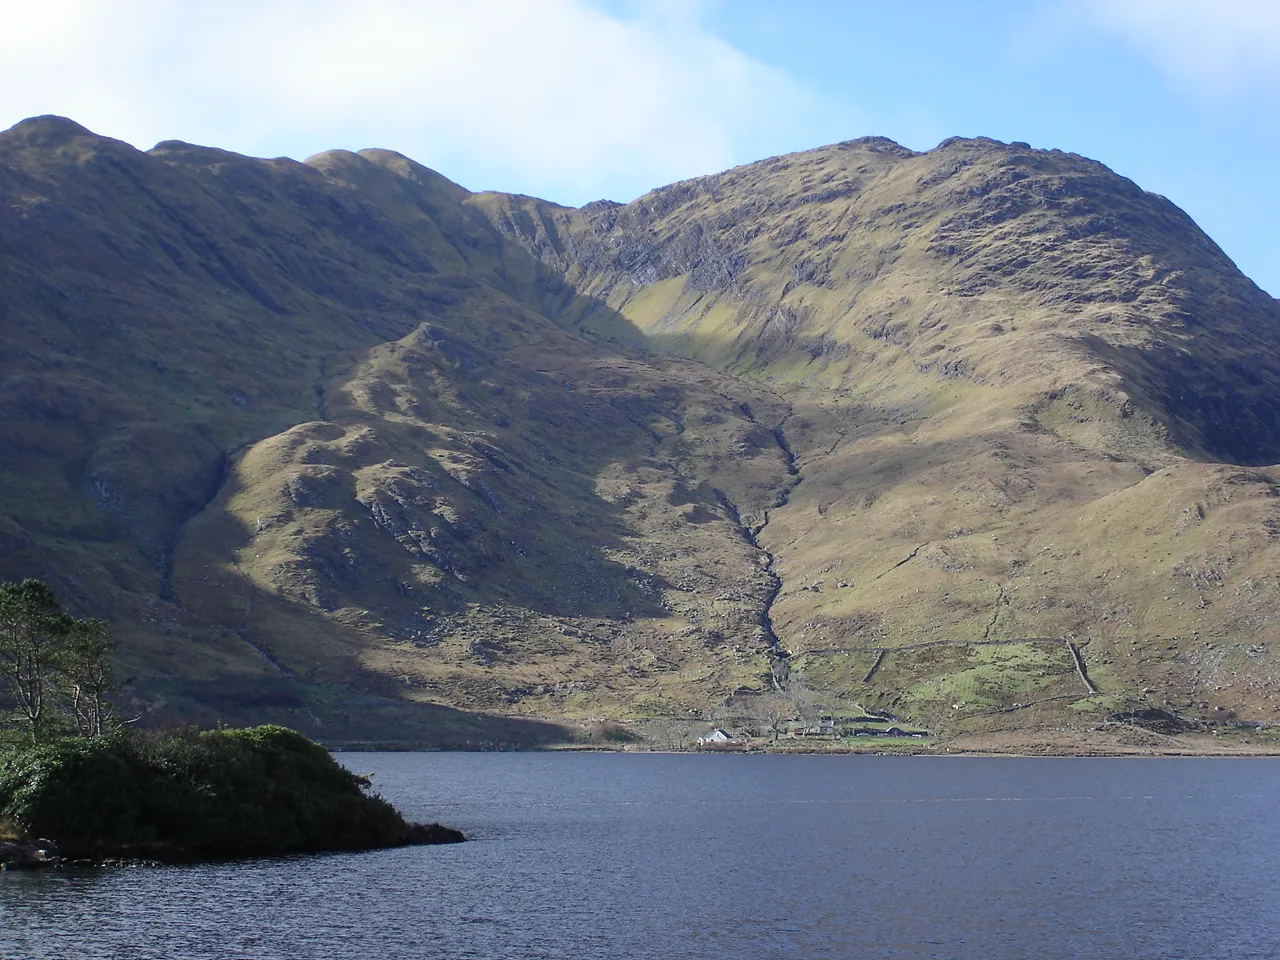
[2,753,1279,959]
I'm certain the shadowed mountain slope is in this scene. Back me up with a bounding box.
[0,116,793,743]
[2,117,1279,746]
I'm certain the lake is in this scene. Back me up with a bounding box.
[2,753,1278,959]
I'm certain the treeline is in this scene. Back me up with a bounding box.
[0,579,116,743]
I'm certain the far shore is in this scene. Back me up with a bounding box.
[327,729,1280,758]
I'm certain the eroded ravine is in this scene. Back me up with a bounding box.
[715,409,804,692]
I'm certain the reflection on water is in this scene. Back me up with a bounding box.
[2,754,1278,959]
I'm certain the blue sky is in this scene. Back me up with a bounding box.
[698,0,1280,297]
[2,0,1277,294]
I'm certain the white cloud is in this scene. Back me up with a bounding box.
[0,1,170,141]
[1079,0,1280,95]
[0,0,830,203]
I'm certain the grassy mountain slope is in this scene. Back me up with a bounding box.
[477,136,1280,737]
[2,117,1279,746]
[0,117,793,742]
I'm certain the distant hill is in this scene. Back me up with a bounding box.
[2,116,1277,749]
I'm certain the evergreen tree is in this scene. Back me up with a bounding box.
[0,580,116,742]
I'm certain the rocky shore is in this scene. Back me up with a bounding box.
[0,838,59,871]
[0,822,465,871]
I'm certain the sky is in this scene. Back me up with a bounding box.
[1,0,1277,295]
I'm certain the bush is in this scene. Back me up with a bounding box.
[0,725,413,858]
[0,738,143,851]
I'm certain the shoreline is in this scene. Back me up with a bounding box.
[324,710,1280,757]
[0,822,465,872]
[328,734,1280,758]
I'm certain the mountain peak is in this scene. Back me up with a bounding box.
[834,135,916,156]
[1,115,101,149]
[357,148,471,197]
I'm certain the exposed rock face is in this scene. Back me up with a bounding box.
[2,116,1279,743]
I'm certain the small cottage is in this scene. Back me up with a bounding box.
[790,718,837,737]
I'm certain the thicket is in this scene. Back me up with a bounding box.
[0,579,115,743]
[0,725,414,858]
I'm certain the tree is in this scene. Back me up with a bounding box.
[62,618,115,737]
[0,579,117,743]
[740,692,795,742]
[0,580,71,743]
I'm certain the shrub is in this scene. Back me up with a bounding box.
[0,737,143,850]
[0,725,412,858]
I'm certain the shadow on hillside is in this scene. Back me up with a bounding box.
[1079,329,1280,467]
[138,675,578,748]
[76,143,801,725]
[0,126,794,730]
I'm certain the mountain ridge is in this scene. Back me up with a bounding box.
[2,115,1278,749]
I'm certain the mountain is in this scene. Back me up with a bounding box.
[2,116,1278,750]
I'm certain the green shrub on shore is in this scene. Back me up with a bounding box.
[0,725,418,859]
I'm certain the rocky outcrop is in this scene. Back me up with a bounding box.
[0,838,59,870]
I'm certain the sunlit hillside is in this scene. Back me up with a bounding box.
[2,117,1278,748]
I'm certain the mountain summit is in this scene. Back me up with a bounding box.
[2,117,1277,748]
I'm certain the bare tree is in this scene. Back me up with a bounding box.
[62,617,115,737]
[786,683,832,728]
[741,693,795,742]
[0,580,71,743]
